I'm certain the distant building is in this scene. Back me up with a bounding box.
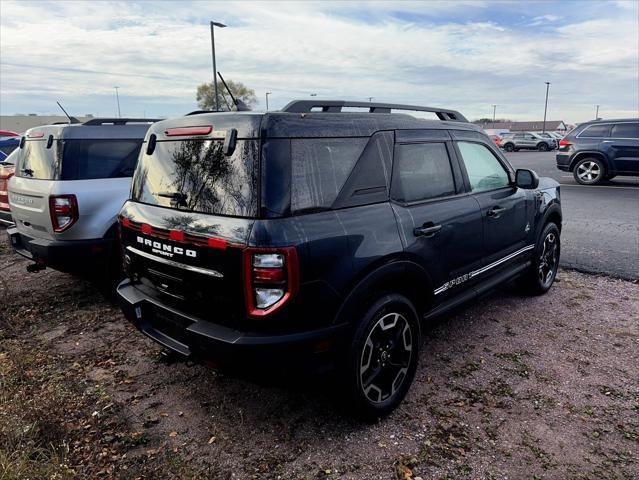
[0,115,94,134]
[474,120,568,133]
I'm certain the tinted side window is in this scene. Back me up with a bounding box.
[291,138,367,212]
[61,139,143,180]
[579,124,610,138]
[391,143,455,202]
[610,123,639,139]
[457,142,510,192]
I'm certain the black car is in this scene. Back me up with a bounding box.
[117,101,562,418]
[556,118,639,185]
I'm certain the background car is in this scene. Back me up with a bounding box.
[556,118,639,184]
[501,132,556,152]
[7,118,158,277]
[0,136,20,160]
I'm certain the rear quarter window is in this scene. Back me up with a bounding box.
[291,137,368,212]
[578,124,611,138]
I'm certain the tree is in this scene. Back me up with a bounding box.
[196,79,258,111]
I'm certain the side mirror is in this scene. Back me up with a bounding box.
[515,169,539,189]
[223,128,238,156]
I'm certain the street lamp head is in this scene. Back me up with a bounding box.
[211,21,226,28]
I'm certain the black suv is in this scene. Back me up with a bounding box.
[556,118,639,185]
[117,101,562,418]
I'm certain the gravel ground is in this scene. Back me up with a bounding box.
[1,226,638,479]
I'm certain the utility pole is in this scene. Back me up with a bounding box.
[114,86,121,118]
[492,104,497,129]
[542,82,551,133]
[210,21,227,111]
[595,104,600,119]
[265,92,271,111]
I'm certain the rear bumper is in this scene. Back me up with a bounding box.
[0,210,13,226]
[117,278,347,371]
[7,227,113,272]
[556,153,572,171]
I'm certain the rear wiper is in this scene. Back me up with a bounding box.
[157,191,186,199]
[21,168,34,177]
[156,191,188,206]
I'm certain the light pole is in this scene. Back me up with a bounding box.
[368,97,374,102]
[595,104,600,119]
[265,92,271,111]
[542,82,551,133]
[210,21,227,111]
[492,104,498,129]
[114,86,121,118]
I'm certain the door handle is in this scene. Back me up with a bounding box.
[413,224,442,237]
[487,206,507,218]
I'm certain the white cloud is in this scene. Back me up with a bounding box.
[0,0,637,122]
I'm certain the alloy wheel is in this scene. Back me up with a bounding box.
[538,232,559,287]
[576,161,602,183]
[359,312,413,403]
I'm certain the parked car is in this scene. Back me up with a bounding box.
[556,119,639,185]
[490,134,502,147]
[0,136,20,160]
[501,132,556,152]
[115,100,562,419]
[0,150,17,226]
[0,130,20,138]
[548,132,564,141]
[6,118,158,276]
[535,132,559,148]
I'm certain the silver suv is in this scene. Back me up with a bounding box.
[501,132,557,152]
[6,118,157,277]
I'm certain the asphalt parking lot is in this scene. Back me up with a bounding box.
[504,151,639,280]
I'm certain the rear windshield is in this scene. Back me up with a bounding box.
[16,138,143,180]
[16,140,60,179]
[131,139,259,218]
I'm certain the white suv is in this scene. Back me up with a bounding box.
[6,118,158,277]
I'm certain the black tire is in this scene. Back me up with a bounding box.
[573,157,605,185]
[537,142,549,151]
[520,223,560,295]
[345,293,420,420]
[503,143,515,152]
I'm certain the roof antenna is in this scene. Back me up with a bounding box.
[217,72,251,111]
[56,101,81,124]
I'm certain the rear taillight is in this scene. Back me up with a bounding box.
[49,194,78,232]
[0,171,12,212]
[559,139,571,150]
[243,247,299,318]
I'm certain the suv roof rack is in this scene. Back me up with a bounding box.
[281,100,468,122]
[82,118,161,126]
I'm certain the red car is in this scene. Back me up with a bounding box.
[490,134,502,147]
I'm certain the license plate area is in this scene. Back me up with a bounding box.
[148,305,194,342]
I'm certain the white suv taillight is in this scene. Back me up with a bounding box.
[243,247,299,318]
[49,194,78,232]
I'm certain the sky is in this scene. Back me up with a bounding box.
[0,0,638,123]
